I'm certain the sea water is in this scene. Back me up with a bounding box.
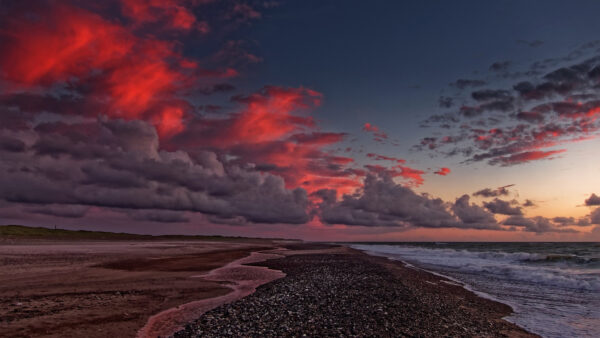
[351,242,600,338]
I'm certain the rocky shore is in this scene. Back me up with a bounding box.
[175,246,535,337]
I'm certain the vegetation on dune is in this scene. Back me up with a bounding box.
[0,225,290,243]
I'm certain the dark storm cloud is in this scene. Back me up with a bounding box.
[438,96,454,108]
[0,107,33,131]
[1,92,85,116]
[419,113,459,129]
[591,208,600,224]
[489,61,511,72]
[80,164,148,189]
[483,198,523,215]
[459,98,515,118]
[585,193,600,206]
[25,204,90,218]
[503,216,578,234]
[515,111,545,123]
[451,195,498,227]
[471,89,513,102]
[0,119,310,225]
[512,80,570,101]
[473,184,514,198]
[417,46,600,167]
[514,56,600,101]
[550,216,592,227]
[0,135,26,152]
[317,174,501,230]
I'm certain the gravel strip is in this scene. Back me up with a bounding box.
[175,250,535,337]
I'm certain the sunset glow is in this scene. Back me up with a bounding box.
[0,0,599,241]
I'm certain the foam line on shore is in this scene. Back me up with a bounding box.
[351,245,520,315]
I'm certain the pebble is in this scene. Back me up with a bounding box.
[175,253,535,338]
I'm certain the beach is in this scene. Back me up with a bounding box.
[176,244,534,337]
[1,238,535,337]
[353,243,600,337]
[0,238,279,337]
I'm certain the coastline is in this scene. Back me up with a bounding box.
[0,240,537,337]
[176,244,536,337]
[352,245,514,310]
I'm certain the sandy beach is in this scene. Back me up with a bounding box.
[0,239,278,338]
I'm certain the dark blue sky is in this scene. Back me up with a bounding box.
[241,0,600,141]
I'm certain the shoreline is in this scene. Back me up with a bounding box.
[0,240,537,337]
[352,246,515,311]
[176,244,536,337]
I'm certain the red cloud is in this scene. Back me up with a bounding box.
[366,153,406,163]
[363,152,425,185]
[365,164,425,187]
[494,149,567,166]
[363,123,379,133]
[289,132,347,146]
[0,1,370,211]
[184,86,320,147]
[169,86,361,196]
[0,4,133,86]
[434,167,451,176]
[121,0,200,31]
[0,2,230,139]
[362,123,388,142]
[398,166,426,186]
[151,106,185,138]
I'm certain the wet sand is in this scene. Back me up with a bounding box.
[139,251,286,337]
[0,240,277,338]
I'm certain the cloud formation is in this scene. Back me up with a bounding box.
[434,167,451,176]
[417,45,600,167]
[0,1,594,239]
[503,216,578,234]
[0,119,312,224]
[0,1,368,225]
[585,193,600,206]
[317,174,500,230]
[362,123,388,143]
[473,184,514,198]
[483,199,523,215]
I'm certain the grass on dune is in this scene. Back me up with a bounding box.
[0,224,287,243]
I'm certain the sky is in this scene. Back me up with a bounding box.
[0,0,599,241]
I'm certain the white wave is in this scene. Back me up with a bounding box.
[353,244,600,338]
[351,244,600,291]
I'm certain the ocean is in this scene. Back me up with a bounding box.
[351,242,600,338]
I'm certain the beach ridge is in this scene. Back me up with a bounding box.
[175,243,537,337]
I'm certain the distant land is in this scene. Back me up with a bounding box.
[0,225,294,243]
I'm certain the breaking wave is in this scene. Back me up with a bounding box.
[352,243,600,338]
